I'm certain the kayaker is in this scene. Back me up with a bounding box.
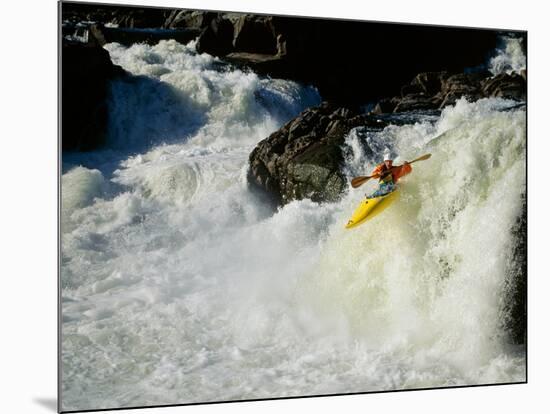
[368,153,412,198]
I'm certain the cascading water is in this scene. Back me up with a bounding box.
[61,38,526,411]
[489,34,526,76]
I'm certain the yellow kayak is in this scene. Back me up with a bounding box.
[345,189,400,229]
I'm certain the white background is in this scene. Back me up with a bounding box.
[1,0,547,413]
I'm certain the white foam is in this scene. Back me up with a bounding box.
[61,166,106,232]
[489,35,526,76]
[103,40,319,152]
[61,41,525,411]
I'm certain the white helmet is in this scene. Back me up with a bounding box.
[383,152,392,161]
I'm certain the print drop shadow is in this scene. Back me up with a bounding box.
[33,397,57,412]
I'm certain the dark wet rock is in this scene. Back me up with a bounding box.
[393,93,442,112]
[373,68,526,115]
[194,13,498,105]
[62,3,118,24]
[111,9,169,29]
[435,72,488,107]
[248,103,387,204]
[87,23,200,47]
[481,73,526,101]
[372,98,399,115]
[63,6,502,105]
[163,10,216,30]
[232,15,278,54]
[196,17,236,58]
[62,40,127,151]
[62,3,170,28]
[63,4,201,47]
[502,194,527,345]
[89,24,107,47]
[410,72,450,96]
[440,72,488,94]
[224,52,288,76]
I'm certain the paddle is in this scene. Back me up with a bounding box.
[350,153,432,188]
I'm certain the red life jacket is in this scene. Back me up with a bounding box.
[371,162,412,184]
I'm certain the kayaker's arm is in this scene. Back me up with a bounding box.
[392,162,412,181]
[373,162,410,179]
[371,164,385,177]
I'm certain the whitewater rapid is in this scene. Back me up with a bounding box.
[61,39,526,411]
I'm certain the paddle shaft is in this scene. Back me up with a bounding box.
[351,153,431,188]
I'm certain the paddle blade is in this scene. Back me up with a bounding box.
[410,153,431,163]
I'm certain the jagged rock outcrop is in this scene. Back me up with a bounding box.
[373,70,526,114]
[195,14,498,105]
[62,40,126,151]
[86,23,200,47]
[248,103,387,204]
[62,5,505,106]
[481,73,527,101]
[61,3,170,28]
[232,15,278,54]
[195,17,236,57]
[163,10,217,30]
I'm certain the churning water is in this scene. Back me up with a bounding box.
[61,39,526,411]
